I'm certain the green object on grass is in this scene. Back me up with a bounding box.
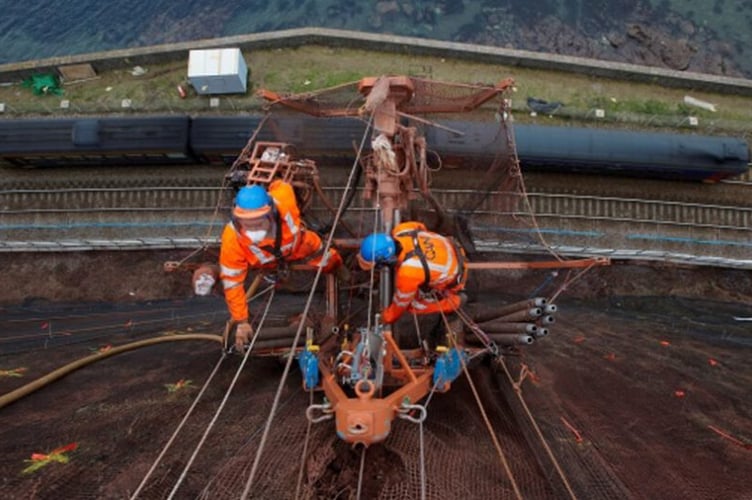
[21,73,63,96]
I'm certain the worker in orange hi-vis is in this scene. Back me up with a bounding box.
[357,221,468,325]
[219,181,344,353]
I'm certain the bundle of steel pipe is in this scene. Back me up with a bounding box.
[249,323,306,351]
[465,297,558,346]
[470,298,548,324]
[465,332,534,346]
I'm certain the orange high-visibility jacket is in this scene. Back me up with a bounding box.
[381,221,467,324]
[219,180,341,321]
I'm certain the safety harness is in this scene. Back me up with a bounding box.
[258,203,285,266]
[399,229,466,293]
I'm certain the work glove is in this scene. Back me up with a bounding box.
[235,321,254,354]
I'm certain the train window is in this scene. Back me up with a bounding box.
[72,119,101,146]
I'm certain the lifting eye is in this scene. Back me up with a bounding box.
[349,423,368,435]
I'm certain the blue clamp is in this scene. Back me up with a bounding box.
[297,342,320,390]
[432,346,467,391]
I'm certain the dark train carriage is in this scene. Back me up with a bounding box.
[189,116,263,165]
[423,119,512,169]
[2,114,748,181]
[427,120,749,182]
[0,116,193,167]
[512,125,750,182]
[190,114,368,166]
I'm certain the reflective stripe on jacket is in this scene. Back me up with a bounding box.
[219,180,302,321]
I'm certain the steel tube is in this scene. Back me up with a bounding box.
[477,321,538,334]
[471,298,547,323]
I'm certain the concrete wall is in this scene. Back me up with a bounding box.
[2,28,752,96]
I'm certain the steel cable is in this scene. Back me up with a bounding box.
[356,444,367,500]
[129,351,228,499]
[496,357,578,500]
[293,388,315,500]
[166,285,277,499]
[240,114,375,499]
[439,308,523,500]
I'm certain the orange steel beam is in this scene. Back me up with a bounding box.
[256,89,356,117]
[465,257,611,270]
[382,371,432,409]
[383,331,417,383]
[319,363,350,404]
[167,253,608,275]
[257,77,514,117]
[318,344,434,446]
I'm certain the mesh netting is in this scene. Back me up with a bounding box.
[234,75,555,269]
[1,286,751,499]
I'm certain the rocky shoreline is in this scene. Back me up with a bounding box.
[4,1,747,80]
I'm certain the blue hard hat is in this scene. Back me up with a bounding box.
[234,185,271,218]
[358,233,396,268]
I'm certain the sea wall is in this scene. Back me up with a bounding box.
[1,28,751,96]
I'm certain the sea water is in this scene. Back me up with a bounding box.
[0,0,749,78]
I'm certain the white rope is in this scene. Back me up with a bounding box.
[418,420,426,500]
[240,115,374,499]
[166,286,277,499]
[130,352,227,499]
[293,388,315,499]
[356,444,367,500]
[439,308,523,499]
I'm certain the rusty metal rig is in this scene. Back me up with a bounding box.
[200,74,610,451]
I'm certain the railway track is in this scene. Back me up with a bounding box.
[1,177,750,266]
[1,173,749,498]
[2,185,749,231]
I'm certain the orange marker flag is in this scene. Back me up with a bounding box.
[0,367,27,377]
[165,379,193,393]
[22,443,78,474]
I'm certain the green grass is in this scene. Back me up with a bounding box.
[1,44,750,141]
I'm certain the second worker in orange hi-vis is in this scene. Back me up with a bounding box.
[357,221,468,324]
[219,180,344,353]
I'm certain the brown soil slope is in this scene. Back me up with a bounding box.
[0,261,750,498]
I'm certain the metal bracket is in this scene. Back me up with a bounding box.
[306,403,334,424]
[397,403,427,424]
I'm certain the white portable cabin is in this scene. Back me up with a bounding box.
[187,48,248,95]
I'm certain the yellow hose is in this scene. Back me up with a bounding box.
[0,333,222,410]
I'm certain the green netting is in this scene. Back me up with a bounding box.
[21,73,63,96]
